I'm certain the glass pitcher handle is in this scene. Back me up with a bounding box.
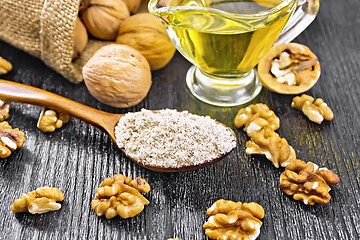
[276,0,320,45]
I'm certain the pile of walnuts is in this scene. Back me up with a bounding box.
[75,0,175,71]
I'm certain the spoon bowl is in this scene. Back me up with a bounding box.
[0,80,236,172]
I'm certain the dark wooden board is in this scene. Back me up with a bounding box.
[0,0,359,239]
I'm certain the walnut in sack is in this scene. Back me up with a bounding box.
[246,129,296,168]
[122,0,142,14]
[203,199,264,240]
[37,108,70,132]
[0,121,25,158]
[116,13,176,70]
[258,43,320,94]
[11,187,64,214]
[291,94,334,124]
[81,0,130,40]
[279,160,340,205]
[234,103,280,137]
[72,17,88,60]
[0,56,13,75]
[0,100,10,122]
[83,44,152,108]
[91,174,150,219]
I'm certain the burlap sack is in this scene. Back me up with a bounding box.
[0,0,109,83]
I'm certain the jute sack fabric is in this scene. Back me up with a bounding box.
[0,0,108,83]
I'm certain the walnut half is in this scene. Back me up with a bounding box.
[258,43,320,94]
[0,121,25,158]
[279,160,340,205]
[0,56,12,75]
[91,174,150,219]
[11,187,64,214]
[291,94,334,124]
[246,130,296,168]
[37,108,70,132]
[0,100,10,122]
[203,199,264,240]
[234,103,280,137]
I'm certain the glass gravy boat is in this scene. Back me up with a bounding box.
[149,0,320,107]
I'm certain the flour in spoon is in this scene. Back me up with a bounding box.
[114,109,237,168]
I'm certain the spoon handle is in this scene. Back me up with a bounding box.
[0,80,115,129]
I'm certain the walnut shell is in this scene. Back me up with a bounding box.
[122,0,142,14]
[72,17,88,60]
[81,0,130,40]
[258,43,321,95]
[82,44,152,108]
[116,13,176,70]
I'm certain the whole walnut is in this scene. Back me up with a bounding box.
[83,44,152,108]
[81,0,130,40]
[72,17,88,60]
[116,13,176,70]
[122,0,142,14]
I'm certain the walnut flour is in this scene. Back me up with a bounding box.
[114,109,237,168]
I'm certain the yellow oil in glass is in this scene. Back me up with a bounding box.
[157,0,296,75]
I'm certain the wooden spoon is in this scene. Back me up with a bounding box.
[0,80,236,172]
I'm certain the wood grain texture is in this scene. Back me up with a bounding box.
[0,0,359,239]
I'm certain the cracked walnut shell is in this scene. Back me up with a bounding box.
[246,130,296,168]
[0,56,12,75]
[0,100,10,122]
[11,187,64,214]
[234,103,280,137]
[204,199,264,240]
[279,160,340,205]
[116,13,176,70]
[37,108,70,132]
[0,121,25,158]
[291,94,334,124]
[92,174,150,219]
[258,43,320,94]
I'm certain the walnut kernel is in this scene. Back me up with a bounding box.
[0,121,25,158]
[11,187,64,214]
[37,108,70,132]
[0,100,10,122]
[91,174,150,219]
[0,56,12,75]
[234,103,280,137]
[246,130,296,168]
[203,199,264,240]
[258,43,320,94]
[279,160,340,205]
[291,94,334,124]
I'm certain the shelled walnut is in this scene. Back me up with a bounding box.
[37,108,70,132]
[11,187,64,214]
[246,129,296,168]
[234,103,280,137]
[258,43,320,94]
[279,160,340,205]
[0,121,25,158]
[0,56,12,75]
[92,174,150,219]
[203,199,264,240]
[0,100,10,122]
[291,94,334,124]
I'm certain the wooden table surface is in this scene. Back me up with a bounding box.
[0,0,359,239]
